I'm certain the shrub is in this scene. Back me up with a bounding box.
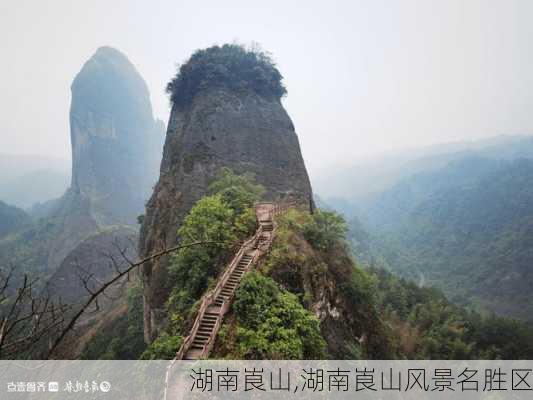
[140,333,182,360]
[232,272,326,359]
[302,210,348,251]
[166,44,286,107]
[166,168,264,332]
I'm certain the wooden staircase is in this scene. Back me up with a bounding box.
[175,201,291,360]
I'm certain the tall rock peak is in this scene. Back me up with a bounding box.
[139,44,313,341]
[69,46,164,224]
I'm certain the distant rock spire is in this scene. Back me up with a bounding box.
[69,46,164,224]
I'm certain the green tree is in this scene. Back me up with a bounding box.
[209,168,265,210]
[165,168,265,333]
[167,194,237,325]
[231,272,326,359]
[303,210,348,251]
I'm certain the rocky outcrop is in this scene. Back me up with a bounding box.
[44,46,164,275]
[68,46,164,225]
[140,86,313,341]
[0,46,163,292]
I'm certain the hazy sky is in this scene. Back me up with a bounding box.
[2,0,533,176]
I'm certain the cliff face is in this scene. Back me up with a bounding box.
[35,46,165,278]
[140,87,313,341]
[68,46,164,225]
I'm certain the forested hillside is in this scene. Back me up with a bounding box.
[351,157,533,321]
[0,200,29,239]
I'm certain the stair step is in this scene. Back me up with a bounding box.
[177,205,286,360]
[199,326,214,332]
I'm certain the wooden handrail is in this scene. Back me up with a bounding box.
[175,201,295,360]
[176,215,263,359]
[212,226,262,302]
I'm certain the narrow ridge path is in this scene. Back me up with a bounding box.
[176,201,291,360]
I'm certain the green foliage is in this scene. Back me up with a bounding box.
[357,157,533,321]
[81,284,146,359]
[165,169,264,334]
[369,267,533,359]
[276,208,348,252]
[303,210,348,251]
[167,194,238,321]
[339,267,377,310]
[140,333,183,360]
[209,167,265,215]
[230,272,326,359]
[262,208,393,358]
[0,217,63,281]
[166,44,286,107]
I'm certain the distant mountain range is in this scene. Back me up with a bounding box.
[317,135,533,322]
[0,153,70,209]
[314,134,533,209]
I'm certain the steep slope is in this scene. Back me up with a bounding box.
[0,200,29,238]
[139,44,313,341]
[213,208,392,359]
[46,226,137,304]
[356,157,533,321]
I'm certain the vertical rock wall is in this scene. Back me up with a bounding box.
[139,87,313,341]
